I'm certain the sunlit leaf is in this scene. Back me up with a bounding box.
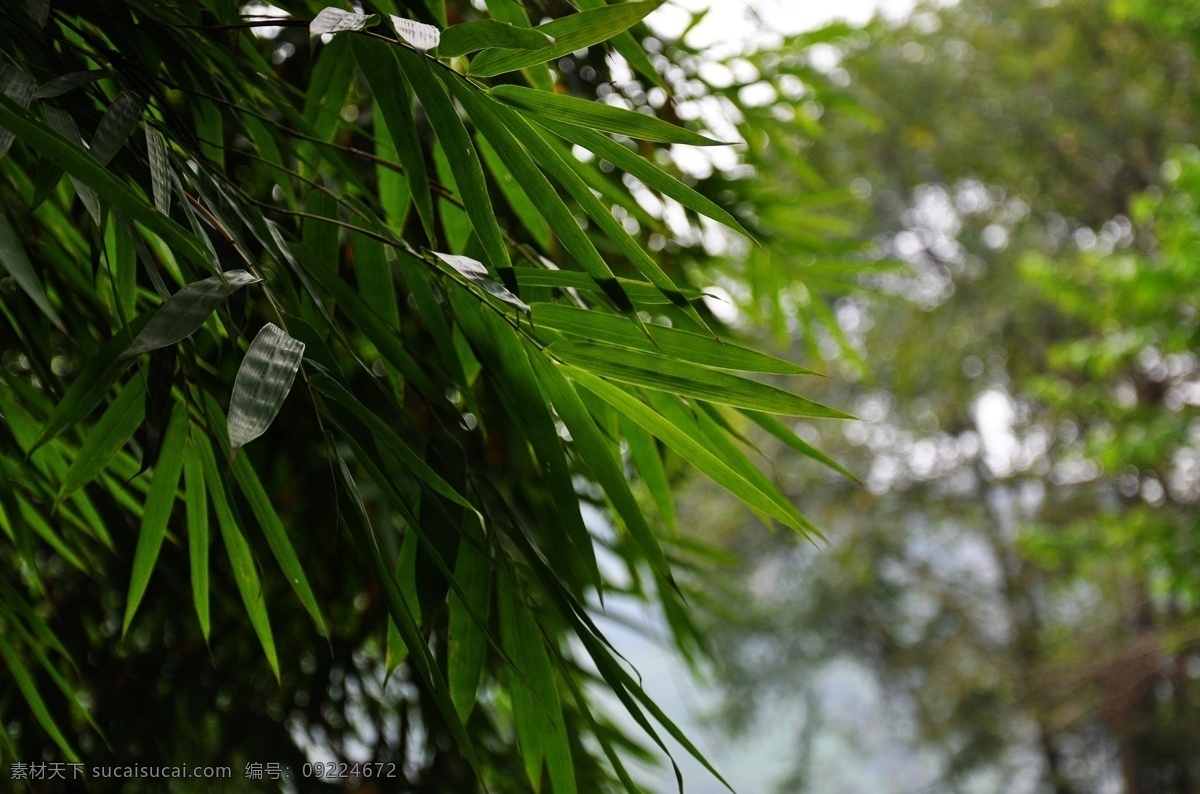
[310,7,377,36]
[434,252,529,313]
[227,322,305,451]
[391,15,440,51]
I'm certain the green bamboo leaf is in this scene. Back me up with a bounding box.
[0,95,212,267]
[390,15,441,50]
[529,351,674,583]
[122,400,187,635]
[469,1,664,77]
[621,415,676,535]
[741,409,861,483]
[513,267,703,304]
[231,453,327,637]
[351,37,436,243]
[492,85,724,146]
[475,134,552,250]
[122,270,260,359]
[534,303,818,375]
[438,19,553,57]
[444,77,636,315]
[309,7,378,36]
[135,346,178,475]
[393,46,512,281]
[32,69,107,100]
[552,340,850,418]
[570,368,814,535]
[89,92,141,167]
[433,252,529,313]
[497,573,576,794]
[41,104,101,226]
[56,377,146,504]
[448,523,489,722]
[145,127,171,215]
[0,65,35,159]
[227,322,305,451]
[572,0,664,88]
[184,432,210,641]
[196,433,279,681]
[0,632,79,763]
[542,121,754,239]
[0,204,64,332]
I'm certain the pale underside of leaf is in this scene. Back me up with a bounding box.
[122,270,260,359]
[145,127,171,215]
[433,252,529,313]
[0,65,35,159]
[391,15,440,50]
[227,322,306,450]
[310,7,378,36]
[90,92,142,167]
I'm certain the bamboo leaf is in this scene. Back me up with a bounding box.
[0,65,35,159]
[0,632,79,762]
[227,322,305,451]
[534,303,818,375]
[196,432,279,681]
[553,340,850,418]
[448,523,489,722]
[493,85,724,146]
[122,400,188,635]
[310,7,377,36]
[390,15,441,51]
[32,69,107,100]
[89,92,141,167]
[438,19,553,58]
[184,432,210,641]
[513,267,703,304]
[0,204,64,331]
[122,270,260,359]
[621,415,676,535]
[145,127,171,215]
[433,252,529,313]
[56,377,146,504]
[469,1,664,77]
[40,104,101,226]
[741,409,861,483]
[231,453,327,636]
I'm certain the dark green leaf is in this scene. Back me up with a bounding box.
[0,204,64,331]
[439,19,553,58]
[56,377,145,504]
[122,270,260,359]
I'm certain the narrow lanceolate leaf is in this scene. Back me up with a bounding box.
[184,433,210,641]
[492,85,724,146]
[32,70,107,100]
[89,92,141,167]
[227,323,305,451]
[533,303,818,375]
[741,409,861,483]
[122,401,188,635]
[232,454,328,637]
[544,121,754,239]
[145,127,171,215]
[434,252,529,313]
[448,524,489,722]
[469,1,664,77]
[0,65,35,159]
[513,267,703,304]
[0,632,79,763]
[56,378,145,504]
[391,15,440,50]
[40,105,101,226]
[622,415,677,534]
[310,7,377,36]
[196,435,279,681]
[570,369,815,535]
[0,205,64,331]
[552,340,851,418]
[438,19,552,57]
[122,270,260,359]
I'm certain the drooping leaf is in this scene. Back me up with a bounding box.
[310,7,377,36]
[145,127,171,215]
[552,340,850,418]
[183,431,210,641]
[32,70,107,100]
[0,632,79,763]
[438,19,553,58]
[0,204,64,331]
[39,104,101,226]
[122,400,188,635]
[448,521,489,722]
[89,92,142,167]
[56,377,146,504]
[741,409,861,483]
[227,322,305,451]
[391,15,440,51]
[122,270,260,359]
[0,65,35,160]
[433,252,529,313]
[512,267,704,304]
[492,85,724,146]
[469,1,664,77]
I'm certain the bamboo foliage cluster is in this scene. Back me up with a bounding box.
[0,0,849,787]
